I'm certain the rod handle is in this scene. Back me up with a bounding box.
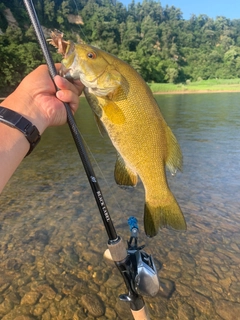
[107,237,127,262]
[131,306,150,320]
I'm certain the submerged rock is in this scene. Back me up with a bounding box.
[158,278,175,298]
[215,299,240,320]
[20,292,40,305]
[81,293,105,317]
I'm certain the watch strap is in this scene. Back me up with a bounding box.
[0,106,41,156]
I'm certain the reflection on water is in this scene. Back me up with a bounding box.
[1,93,240,319]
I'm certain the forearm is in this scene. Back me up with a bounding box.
[0,122,29,193]
[0,89,48,194]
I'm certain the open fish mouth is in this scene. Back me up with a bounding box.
[49,30,103,83]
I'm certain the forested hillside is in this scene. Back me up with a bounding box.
[1,0,240,94]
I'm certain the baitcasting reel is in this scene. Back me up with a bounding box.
[127,216,159,297]
[119,216,160,302]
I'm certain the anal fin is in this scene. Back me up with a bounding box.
[165,126,183,175]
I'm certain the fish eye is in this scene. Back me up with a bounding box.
[87,52,97,59]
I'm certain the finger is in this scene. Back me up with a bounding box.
[54,75,84,96]
[56,90,79,113]
[54,75,76,92]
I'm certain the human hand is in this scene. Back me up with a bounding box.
[4,64,84,134]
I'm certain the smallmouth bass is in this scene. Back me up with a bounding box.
[50,31,187,237]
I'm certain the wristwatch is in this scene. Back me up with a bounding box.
[0,106,41,156]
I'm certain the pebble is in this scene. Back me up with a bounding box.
[191,292,213,315]
[158,278,175,298]
[20,292,40,305]
[105,274,123,288]
[81,293,105,317]
[178,303,195,320]
[176,283,193,297]
[215,299,240,320]
[14,317,35,320]
[195,286,212,299]
[72,281,90,296]
[6,259,22,271]
[32,305,45,317]
[0,300,14,316]
[36,284,56,299]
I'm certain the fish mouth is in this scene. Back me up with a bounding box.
[62,59,109,93]
[49,30,111,93]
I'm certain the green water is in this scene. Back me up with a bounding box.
[1,93,240,319]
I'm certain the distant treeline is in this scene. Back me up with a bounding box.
[1,0,240,94]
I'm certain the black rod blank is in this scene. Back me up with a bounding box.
[23,0,118,241]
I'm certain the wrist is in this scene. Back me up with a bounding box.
[2,86,48,135]
[0,106,41,156]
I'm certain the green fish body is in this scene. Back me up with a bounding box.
[50,31,186,237]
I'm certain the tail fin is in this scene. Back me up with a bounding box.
[144,195,187,237]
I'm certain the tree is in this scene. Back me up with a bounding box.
[1,0,240,94]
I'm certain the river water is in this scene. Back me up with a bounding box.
[1,93,240,319]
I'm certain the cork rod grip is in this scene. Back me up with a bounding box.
[131,306,150,320]
[107,237,128,262]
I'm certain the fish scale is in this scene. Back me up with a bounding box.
[50,31,187,237]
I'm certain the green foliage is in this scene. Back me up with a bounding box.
[1,0,240,95]
[148,78,240,93]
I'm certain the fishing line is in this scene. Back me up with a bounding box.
[71,0,90,43]
[67,0,130,219]
[79,131,129,220]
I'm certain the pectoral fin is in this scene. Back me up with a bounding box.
[103,101,125,125]
[84,88,106,136]
[114,153,138,188]
[94,114,106,136]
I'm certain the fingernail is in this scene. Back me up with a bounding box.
[56,91,63,99]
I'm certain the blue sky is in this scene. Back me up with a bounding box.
[120,0,240,20]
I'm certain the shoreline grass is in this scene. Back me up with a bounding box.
[148,79,240,94]
[1,79,240,101]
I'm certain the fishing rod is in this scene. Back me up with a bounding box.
[23,1,159,319]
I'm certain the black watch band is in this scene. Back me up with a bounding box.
[0,106,41,156]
